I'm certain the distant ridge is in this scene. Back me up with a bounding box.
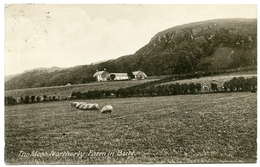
[22,66,65,73]
[91,60,107,65]
[5,73,21,82]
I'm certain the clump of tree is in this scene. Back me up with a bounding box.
[110,74,116,81]
[211,83,218,92]
[223,76,257,92]
[127,71,135,79]
[5,96,16,105]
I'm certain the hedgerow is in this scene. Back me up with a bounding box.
[5,76,257,105]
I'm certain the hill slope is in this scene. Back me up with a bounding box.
[5,73,21,82]
[5,18,257,91]
[135,18,256,75]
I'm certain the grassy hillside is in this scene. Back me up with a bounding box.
[5,18,257,90]
[5,92,257,164]
[5,73,21,82]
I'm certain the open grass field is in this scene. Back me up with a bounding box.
[5,92,257,164]
[5,79,157,99]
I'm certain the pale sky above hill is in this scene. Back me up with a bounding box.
[4,2,257,76]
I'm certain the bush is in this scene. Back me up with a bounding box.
[224,76,257,92]
[5,96,16,105]
[24,95,30,103]
[71,91,82,99]
[211,83,218,92]
[36,96,41,102]
[189,83,196,94]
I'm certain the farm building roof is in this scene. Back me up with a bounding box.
[93,71,107,77]
[110,73,128,77]
[132,71,147,77]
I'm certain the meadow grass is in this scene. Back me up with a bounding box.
[5,92,257,164]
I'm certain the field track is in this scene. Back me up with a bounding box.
[5,92,257,164]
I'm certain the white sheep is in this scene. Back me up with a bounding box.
[89,103,99,110]
[76,102,85,108]
[101,105,113,114]
[70,102,74,106]
[78,102,87,110]
[93,103,99,110]
[70,102,99,110]
[83,103,91,110]
[70,101,78,107]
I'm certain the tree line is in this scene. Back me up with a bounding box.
[71,76,257,99]
[5,76,256,106]
[4,95,71,106]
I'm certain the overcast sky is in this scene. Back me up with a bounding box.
[4,3,257,76]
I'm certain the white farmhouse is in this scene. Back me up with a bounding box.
[110,73,129,80]
[132,71,147,79]
[93,70,110,81]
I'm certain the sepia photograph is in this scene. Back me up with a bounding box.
[3,1,257,165]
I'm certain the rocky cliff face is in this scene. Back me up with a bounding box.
[134,18,256,75]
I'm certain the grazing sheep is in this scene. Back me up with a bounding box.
[83,103,91,110]
[78,102,87,110]
[88,104,94,110]
[94,103,99,109]
[89,103,99,110]
[70,101,78,107]
[76,102,85,108]
[70,102,99,110]
[101,105,113,114]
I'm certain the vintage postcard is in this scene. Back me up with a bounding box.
[4,3,257,164]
